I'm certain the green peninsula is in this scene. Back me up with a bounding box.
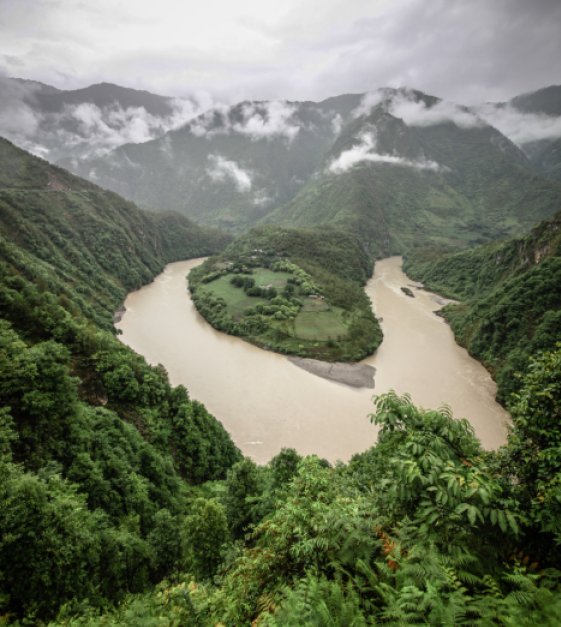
[188,225,382,361]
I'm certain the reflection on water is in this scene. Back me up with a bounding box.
[116,256,509,464]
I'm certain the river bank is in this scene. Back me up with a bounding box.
[288,357,376,388]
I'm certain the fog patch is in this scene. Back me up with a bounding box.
[354,88,483,129]
[476,103,561,145]
[328,130,442,174]
[0,76,212,160]
[390,96,483,129]
[252,189,273,206]
[207,154,252,191]
[331,113,343,135]
[188,100,300,142]
[352,90,386,118]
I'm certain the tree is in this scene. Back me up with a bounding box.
[183,498,229,579]
[224,458,262,538]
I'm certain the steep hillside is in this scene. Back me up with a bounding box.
[0,137,230,329]
[265,89,561,257]
[404,208,561,401]
[66,95,364,231]
[0,138,240,621]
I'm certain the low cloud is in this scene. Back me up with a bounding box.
[354,89,483,129]
[390,96,483,129]
[207,154,252,191]
[352,90,386,118]
[328,130,442,174]
[189,100,300,142]
[331,113,343,135]
[0,77,211,160]
[476,103,561,146]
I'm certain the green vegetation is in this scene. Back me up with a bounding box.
[39,345,561,625]
[0,138,240,622]
[2,115,561,624]
[404,208,561,402]
[189,225,382,361]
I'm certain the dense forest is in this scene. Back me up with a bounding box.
[404,208,561,403]
[0,140,241,622]
[1,136,561,624]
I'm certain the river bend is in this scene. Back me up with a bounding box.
[116,256,509,463]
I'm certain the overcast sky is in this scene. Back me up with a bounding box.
[1,0,559,104]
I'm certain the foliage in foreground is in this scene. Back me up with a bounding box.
[48,346,561,626]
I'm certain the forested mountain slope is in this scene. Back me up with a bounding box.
[0,138,240,621]
[0,137,230,329]
[266,90,561,256]
[63,87,561,253]
[405,207,561,401]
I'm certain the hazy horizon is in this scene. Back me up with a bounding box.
[1,0,560,104]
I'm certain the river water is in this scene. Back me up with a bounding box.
[116,256,509,464]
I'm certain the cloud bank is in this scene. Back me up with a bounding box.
[328,130,442,174]
[0,77,211,160]
[476,104,561,146]
[354,89,484,129]
[207,154,252,191]
[190,101,300,142]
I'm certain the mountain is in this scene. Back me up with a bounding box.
[478,85,561,183]
[29,81,177,116]
[65,87,561,253]
[404,206,561,402]
[0,76,205,163]
[65,94,364,231]
[510,85,561,117]
[264,88,561,256]
[0,137,230,329]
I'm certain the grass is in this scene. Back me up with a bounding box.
[201,270,350,341]
[200,275,267,320]
[251,268,292,288]
[294,305,347,341]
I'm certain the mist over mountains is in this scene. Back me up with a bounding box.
[0,76,212,162]
[1,77,561,253]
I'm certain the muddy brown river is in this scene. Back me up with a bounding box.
[116,256,510,464]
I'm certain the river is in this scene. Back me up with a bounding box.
[115,256,510,464]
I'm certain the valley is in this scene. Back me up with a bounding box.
[1,76,561,624]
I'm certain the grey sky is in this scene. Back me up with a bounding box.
[0,0,559,103]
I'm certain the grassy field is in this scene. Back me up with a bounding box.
[201,270,349,341]
[294,308,347,340]
[292,297,348,340]
[200,275,267,320]
[252,268,292,288]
